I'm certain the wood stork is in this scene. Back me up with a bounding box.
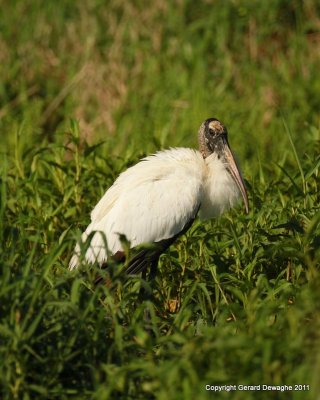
[69,118,249,278]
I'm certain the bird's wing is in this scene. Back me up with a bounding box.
[69,149,204,269]
[124,206,199,275]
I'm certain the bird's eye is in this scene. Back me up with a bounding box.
[209,128,216,136]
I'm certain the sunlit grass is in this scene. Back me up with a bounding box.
[1,115,319,399]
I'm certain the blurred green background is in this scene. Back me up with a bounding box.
[1,0,319,167]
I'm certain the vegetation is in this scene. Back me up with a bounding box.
[1,0,320,399]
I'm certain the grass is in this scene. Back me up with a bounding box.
[1,0,320,399]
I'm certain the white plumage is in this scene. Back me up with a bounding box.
[69,118,248,271]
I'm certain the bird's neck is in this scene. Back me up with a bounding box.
[199,154,240,219]
[198,128,211,159]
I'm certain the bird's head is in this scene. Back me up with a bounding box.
[198,117,249,214]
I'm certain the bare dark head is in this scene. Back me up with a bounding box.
[198,117,249,213]
[201,118,228,157]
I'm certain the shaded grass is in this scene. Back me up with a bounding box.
[1,0,320,399]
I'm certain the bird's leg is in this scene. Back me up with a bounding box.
[140,258,159,325]
[139,263,155,301]
[149,259,158,282]
[141,269,147,281]
[138,269,147,302]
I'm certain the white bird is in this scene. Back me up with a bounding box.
[69,118,249,277]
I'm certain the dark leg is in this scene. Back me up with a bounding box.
[149,258,158,282]
[136,258,158,326]
[139,259,158,301]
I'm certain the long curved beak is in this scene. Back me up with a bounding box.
[223,139,249,214]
